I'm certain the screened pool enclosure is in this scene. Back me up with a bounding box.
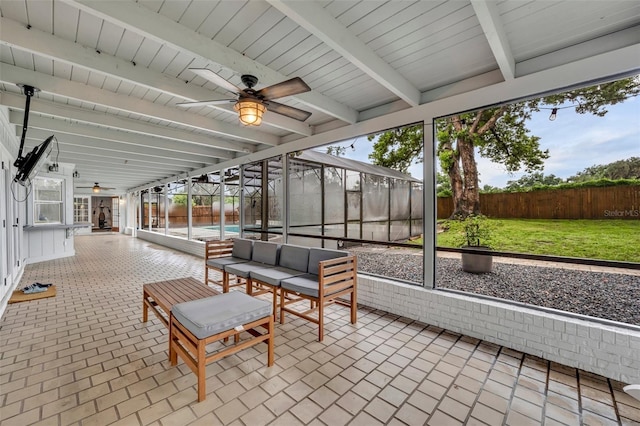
[285,151,422,248]
[137,150,423,248]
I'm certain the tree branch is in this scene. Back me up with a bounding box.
[470,111,482,133]
[477,106,508,135]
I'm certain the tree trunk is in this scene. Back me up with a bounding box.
[446,117,481,218]
[439,134,465,219]
[458,136,481,216]
[448,160,465,218]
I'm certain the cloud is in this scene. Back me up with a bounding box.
[479,99,639,187]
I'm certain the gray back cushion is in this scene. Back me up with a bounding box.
[252,241,280,265]
[232,239,253,260]
[278,245,310,272]
[307,248,348,275]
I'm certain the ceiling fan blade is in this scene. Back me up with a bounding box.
[189,68,241,94]
[177,99,236,108]
[255,77,311,100]
[266,101,312,121]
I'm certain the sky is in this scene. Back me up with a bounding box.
[317,94,639,188]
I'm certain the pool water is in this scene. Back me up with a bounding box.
[202,225,241,233]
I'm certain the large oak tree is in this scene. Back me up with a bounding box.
[369,77,639,218]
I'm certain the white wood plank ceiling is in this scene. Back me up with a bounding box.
[0,0,638,193]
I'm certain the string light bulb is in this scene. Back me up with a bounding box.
[549,108,558,121]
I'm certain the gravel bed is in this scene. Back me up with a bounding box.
[351,249,640,326]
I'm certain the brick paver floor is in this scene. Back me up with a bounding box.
[1,234,638,425]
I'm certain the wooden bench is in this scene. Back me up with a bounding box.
[142,277,219,328]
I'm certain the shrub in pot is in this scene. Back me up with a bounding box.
[455,215,493,274]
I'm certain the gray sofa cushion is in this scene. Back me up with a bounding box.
[250,266,307,287]
[225,261,275,278]
[307,248,348,275]
[278,245,310,272]
[251,241,280,265]
[206,257,249,270]
[232,238,253,260]
[171,292,272,340]
[280,274,321,298]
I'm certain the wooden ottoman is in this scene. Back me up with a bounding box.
[169,292,274,402]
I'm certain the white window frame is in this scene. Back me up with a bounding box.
[33,177,64,225]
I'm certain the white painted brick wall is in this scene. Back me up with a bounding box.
[358,274,640,384]
[136,231,204,258]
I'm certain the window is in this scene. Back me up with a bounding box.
[34,178,63,224]
[74,196,89,223]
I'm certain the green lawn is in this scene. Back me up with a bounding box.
[434,219,640,263]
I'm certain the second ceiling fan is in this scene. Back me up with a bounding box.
[178,69,312,126]
[77,182,115,193]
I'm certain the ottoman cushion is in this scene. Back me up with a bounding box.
[172,292,272,339]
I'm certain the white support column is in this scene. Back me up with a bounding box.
[187,177,192,241]
[130,192,137,237]
[423,121,436,289]
[164,185,169,235]
[239,167,245,238]
[148,188,152,231]
[282,154,289,243]
[136,192,142,234]
[220,171,226,241]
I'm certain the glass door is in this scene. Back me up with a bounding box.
[111,197,119,232]
[74,196,89,223]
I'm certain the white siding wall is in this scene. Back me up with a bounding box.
[358,274,640,384]
[23,163,77,264]
[24,228,75,264]
[0,106,24,317]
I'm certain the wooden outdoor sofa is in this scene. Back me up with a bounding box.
[205,238,358,341]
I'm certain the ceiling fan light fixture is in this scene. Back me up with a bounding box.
[234,98,266,126]
[93,183,101,193]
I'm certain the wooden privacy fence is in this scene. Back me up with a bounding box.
[171,205,240,226]
[142,205,240,227]
[437,185,640,220]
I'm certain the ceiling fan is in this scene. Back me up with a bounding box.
[77,182,115,193]
[177,69,312,126]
